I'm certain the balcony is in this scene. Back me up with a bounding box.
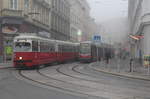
[0,9,23,17]
[34,0,51,9]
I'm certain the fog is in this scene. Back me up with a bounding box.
[87,0,128,44]
[99,17,129,44]
[87,0,128,23]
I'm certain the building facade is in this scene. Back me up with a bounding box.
[0,0,99,62]
[0,0,52,62]
[128,0,150,61]
[51,0,70,40]
[67,0,98,42]
[0,0,71,62]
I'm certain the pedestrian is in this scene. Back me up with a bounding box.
[129,58,133,72]
[105,51,111,64]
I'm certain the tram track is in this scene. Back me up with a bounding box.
[56,64,102,83]
[55,63,122,85]
[18,65,101,99]
[18,63,150,99]
[55,63,150,93]
[37,68,95,90]
[19,64,132,99]
[53,63,150,87]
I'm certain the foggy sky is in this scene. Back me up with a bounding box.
[100,17,129,44]
[87,0,129,44]
[87,0,128,23]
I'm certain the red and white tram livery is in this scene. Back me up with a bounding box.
[79,41,106,63]
[13,34,79,68]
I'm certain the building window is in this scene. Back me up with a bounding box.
[10,0,18,10]
[24,0,29,8]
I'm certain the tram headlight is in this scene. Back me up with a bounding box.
[19,57,23,60]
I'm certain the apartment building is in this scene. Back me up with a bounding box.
[0,0,52,62]
[0,0,97,62]
[68,0,97,42]
[51,0,70,40]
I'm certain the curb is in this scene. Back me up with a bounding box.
[0,66,12,69]
[89,63,150,81]
[0,63,12,69]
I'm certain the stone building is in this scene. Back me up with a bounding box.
[51,0,70,40]
[0,0,70,62]
[128,0,150,61]
[68,0,97,42]
[0,0,99,62]
[0,0,52,62]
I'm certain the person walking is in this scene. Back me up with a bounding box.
[105,51,111,64]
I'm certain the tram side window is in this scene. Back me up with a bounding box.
[32,41,38,52]
[40,42,49,52]
[58,45,61,52]
[63,45,67,52]
[45,43,49,52]
[62,45,66,52]
[69,45,73,52]
[64,45,70,52]
[59,45,64,52]
[49,43,55,52]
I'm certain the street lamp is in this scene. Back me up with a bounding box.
[77,30,82,42]
[77,30,82,36]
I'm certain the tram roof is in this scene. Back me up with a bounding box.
[80,41,113,48]
[14,33,78,45]
[80,41,92,44]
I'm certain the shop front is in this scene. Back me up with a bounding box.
[0,17,22,62]
[0,17,51,62]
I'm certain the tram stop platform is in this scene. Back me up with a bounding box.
[92,58,150,81]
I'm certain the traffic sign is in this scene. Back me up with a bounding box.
[93,35,101,42]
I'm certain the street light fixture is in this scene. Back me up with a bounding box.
[77,30,82,36]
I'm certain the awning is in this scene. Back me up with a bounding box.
[129,35,144,40]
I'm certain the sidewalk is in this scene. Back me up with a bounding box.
[0,62,13,69]
[91,58,150,81]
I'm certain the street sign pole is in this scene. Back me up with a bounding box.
[148,58,150,75]
[117,58,120,72]
[97,47,99,62]
[148,65,150,75]
[93,35,101,62]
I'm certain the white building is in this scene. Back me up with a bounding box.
[128,0,150,60]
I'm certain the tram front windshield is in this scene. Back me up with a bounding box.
[14,42,31,52]
[80,43,91,54]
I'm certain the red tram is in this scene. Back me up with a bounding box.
[13,34,79,68]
